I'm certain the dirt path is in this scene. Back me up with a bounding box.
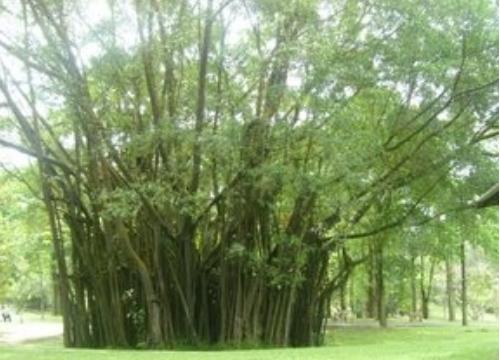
[0,320,62,344]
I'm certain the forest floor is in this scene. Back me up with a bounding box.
[0,318,497,360]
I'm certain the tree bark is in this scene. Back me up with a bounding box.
[419,256,435,320]
[460,239,468,326]
[339,278,347,312]
[375,238,387,327]
[409,256,418,321]
[366,242,377,318]
[445,258,456,321]
[51,263,61,316]
[117,222,163,346]
[421,295,429,320]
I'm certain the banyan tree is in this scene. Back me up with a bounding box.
[0,0,497,348]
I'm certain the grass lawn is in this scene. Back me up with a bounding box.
[0,324,497,360]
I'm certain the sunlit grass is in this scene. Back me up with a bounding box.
[0,324,497,360]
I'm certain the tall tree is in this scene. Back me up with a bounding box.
[0,0,497,348]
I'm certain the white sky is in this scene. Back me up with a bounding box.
[0,146,31,167]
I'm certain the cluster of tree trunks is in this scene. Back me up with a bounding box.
[0,0,362,348]
[362,239,469,326]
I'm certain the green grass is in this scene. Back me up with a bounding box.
[0,325,497,360]
[17,312,62,323]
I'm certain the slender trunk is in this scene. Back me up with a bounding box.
[117,222,163,346]
[181,2,214,336]
[340,281,347,312]
[410,256,418,321]
[45,193,73,346]
[51,264,61,316]
[366,242,377,318]
[445,258,456,321]
[39,256,45,319]
[190,0,213,193]
[421,296,429,320]
[461,239,467,326]
[375,238,387,327]
[419,256,435,320]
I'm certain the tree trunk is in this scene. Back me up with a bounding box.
[445,258,456,321]
[419,256,435,320]
[117,222,163,346]
[409,256,418,321]
[460,239,468,326]
[340,280,347,312]
[375,238,387,328]
[51,265,61,316]
[366,242,377,318]
[421,296,429,320]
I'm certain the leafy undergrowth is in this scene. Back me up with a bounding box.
[0,325,497,360]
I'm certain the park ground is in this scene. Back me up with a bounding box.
[0,314,498,360]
